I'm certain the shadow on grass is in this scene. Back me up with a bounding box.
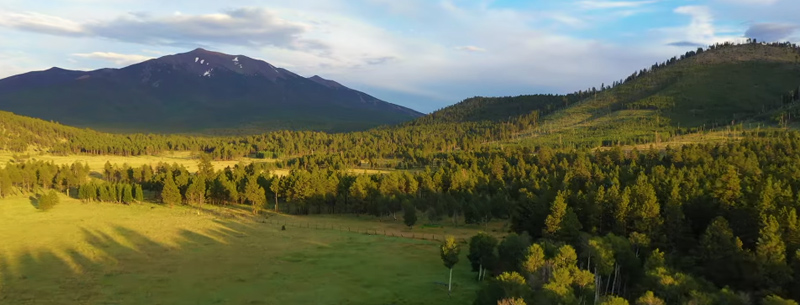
[88,171,104,180]
[0,219,255,305]
[28,196,38,209]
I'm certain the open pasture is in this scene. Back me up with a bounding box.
[0,195,481,305]
[0,150,272,173]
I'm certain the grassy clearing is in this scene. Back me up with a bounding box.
[0,150,273,173]
[0,195,483,305]
[266,213,509,242]
[0,150,403,178]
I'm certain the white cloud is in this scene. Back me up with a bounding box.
[0,11,84,36]
[578,0,658,10]
[0,8,323,51]
[714,0,779,4]
[674,6,716,44]
[71,52,154,65]
[455,46,486,52]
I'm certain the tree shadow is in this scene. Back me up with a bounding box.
[88,171,104,180]
[28,195,39,209]
[0,219,250,305]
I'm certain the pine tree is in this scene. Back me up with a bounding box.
[757,215,791,288]
[86,183,97,201]
[244,175,265,214]
[185,177,206,205]
[0,168,12,198]
[697,217,746,288]
[98,184,111,202]
[122,184,133,204]
[714,166,741,208]
[104,161,114,181]
[161,172,181,207]
[134,184,144,202]
[544,191,568,239]
[403,201,417,228]
[197,153,214,179]
[115,183,125,202]
[613,187,631,235]
[37,190,59,211]
[270,177,281,212]
[629,175,661,236]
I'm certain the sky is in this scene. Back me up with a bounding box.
[0,0,798,113]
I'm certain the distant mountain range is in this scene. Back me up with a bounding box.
[0,48,422,134]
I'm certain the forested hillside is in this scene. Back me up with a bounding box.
[417,41,800,148]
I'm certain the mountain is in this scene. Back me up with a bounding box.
[0,48,422,134]
[413,42,800,147]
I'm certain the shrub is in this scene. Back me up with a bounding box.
[38,190,60,211]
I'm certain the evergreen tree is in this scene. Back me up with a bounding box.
[98,184,112,202]
[37,190,59,211]
[697,217,747,289]
[629,175,661,236]
[714,166,741,208]
[134,184,144,202]
[185,177,206,205]
[497,233,532,273]
[0,168,12,198]
[403,201,417,228]
[544,191,568,239]
[121,184,133,204]
[270,177,281,212]
[161,172,181,207]
[243,175,265,214]
[757,215,791,290]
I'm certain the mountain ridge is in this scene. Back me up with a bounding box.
[0,48,423,134]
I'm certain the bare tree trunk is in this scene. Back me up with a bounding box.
[605,264,614,295]
[448,268,453,295]
[594,266,600,304]
[478,263,482,281]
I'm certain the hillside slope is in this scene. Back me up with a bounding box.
[0,48,422,134]
[416,42,800,147]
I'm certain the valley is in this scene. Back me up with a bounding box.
[2,41,800,305]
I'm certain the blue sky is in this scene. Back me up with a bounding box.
[0,0,798,113]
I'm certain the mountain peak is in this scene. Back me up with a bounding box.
[0,47,423,134]
[188,47,228,57]
[308,75,346,90]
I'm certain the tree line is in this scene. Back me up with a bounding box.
[6,130,800,303]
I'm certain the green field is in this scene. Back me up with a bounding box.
[0,150,272,173]
[0,195,482,305]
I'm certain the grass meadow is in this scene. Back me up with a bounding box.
[0,151,271,173]
[0,150,400,178]
[0,194,485,305]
